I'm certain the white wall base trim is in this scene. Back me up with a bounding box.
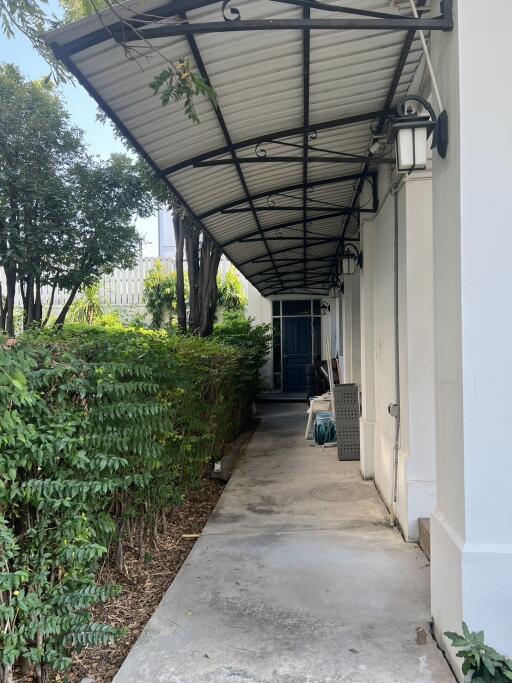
[397,455,436,542]
[359,417,375,480]
[431,510,512,677]
[430,511,464,681]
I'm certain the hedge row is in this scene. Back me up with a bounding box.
[0,319,270,681]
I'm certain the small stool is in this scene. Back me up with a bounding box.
[314,412,336,446]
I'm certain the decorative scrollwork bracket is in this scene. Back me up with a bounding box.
[221,0,241,21]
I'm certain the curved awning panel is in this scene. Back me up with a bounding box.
[45,0,450,294]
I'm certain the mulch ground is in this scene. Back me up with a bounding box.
[61,419,259,683]
[65,479,224,683]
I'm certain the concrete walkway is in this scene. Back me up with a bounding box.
[114,404,454,683]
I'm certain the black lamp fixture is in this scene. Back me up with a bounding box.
[320,300,330,315]
[328,280,343,299]
[391,94,449,173]
[342,243,363,276]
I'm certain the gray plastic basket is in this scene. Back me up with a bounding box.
[333,384,360,461]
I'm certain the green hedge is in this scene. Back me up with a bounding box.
[0,322,270,680]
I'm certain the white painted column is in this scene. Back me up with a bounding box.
[396,173,437,541]
[360,222,376,479]
[328,294,339,357]
[431,0,512,666]
[342,279,353,383]
[350,270,361,387]
[342,270,361,386]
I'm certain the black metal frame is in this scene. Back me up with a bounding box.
[51,0,452,58]
[220,209,370,249]
[194,154,395,166]
[110,3,452,41]
[326,0,429,283]
[185,28,283,287]
[200,171,376,219]
[301,3,310,287]
[253,263,334,281]
[113,17,451,40]
[48,0,452,296]
[237,223,359,267]
[162,110,387,176]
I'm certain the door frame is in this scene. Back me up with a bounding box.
[272,299,323,391]
[282,316,313,393]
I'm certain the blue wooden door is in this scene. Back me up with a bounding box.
[283,317,311,392]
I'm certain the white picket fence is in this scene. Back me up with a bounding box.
[0,257,176,309]
[100,257,175,307]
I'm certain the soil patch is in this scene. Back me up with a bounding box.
[48,419,259,683]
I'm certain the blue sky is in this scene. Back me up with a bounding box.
[0,7,159,256]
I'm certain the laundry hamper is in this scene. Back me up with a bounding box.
[333,384,360,461]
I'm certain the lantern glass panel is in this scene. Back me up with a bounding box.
[343,258,355,276]
[396,126,428,172]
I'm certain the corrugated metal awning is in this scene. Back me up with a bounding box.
[45,0,451,295]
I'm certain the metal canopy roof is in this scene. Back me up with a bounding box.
[46,0,452,296]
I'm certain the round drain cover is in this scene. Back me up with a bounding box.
[310,483,365,502]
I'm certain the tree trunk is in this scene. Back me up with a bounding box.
[24,275,35,328]
[34,276,42,324]
[199,241,221,337]
[173,214,187,332]
[42,278,58,328]
[53,284,80,327]
[185,230,200,333]
[0,282,5,332]
[19,279,26,319]
[4,265,16,337]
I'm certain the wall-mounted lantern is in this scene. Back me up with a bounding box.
[392,95,448,173]
[342,243,363,276]
[328,281,342,299]
[320,300,330,316]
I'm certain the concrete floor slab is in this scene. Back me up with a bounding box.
[113,404,454,683]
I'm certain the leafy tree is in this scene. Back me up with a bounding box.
[185,221,221,337]
[143,260,178,329]
[213,312,272,386]
[144,176,223,338]
[170,201,221,337]
[0,63,81,335]
[0,65,155,333]
[218,265,248,313]
[149,61,217,125]
[67,280,105,324]
[0,0,65,81]
[58,0,106,22]
[1,0,217,121]
[51,153,152,326]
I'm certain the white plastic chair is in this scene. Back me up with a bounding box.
[305,338,334,439]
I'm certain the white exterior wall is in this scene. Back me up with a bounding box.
[357,164,436,540]
[360,222,376,480]
[246,283,273,388]
[366,173,397,509]
[430,0,512,668]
